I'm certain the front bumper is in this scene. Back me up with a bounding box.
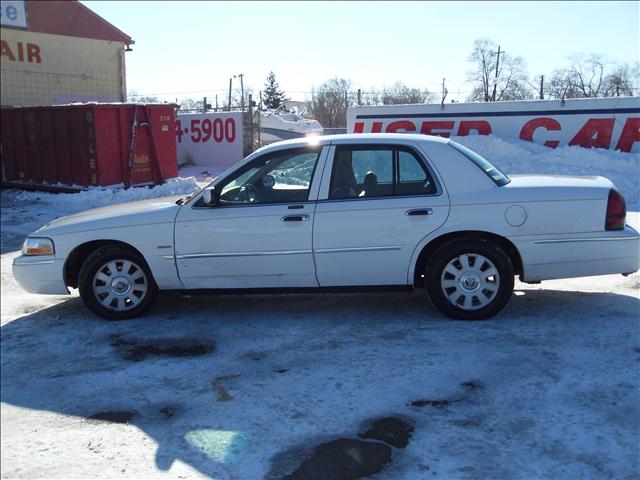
[12,255,69,295]
[515,225,640,282]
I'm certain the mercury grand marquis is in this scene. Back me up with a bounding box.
[13,134,640,320]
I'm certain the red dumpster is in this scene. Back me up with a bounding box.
[1,103,178,189]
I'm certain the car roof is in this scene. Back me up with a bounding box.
[256,133,450,154]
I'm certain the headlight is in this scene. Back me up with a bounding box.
[21,238,55,256]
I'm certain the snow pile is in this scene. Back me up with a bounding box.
[178,165,229,185]
[12,177,200,215]
[454,135,640,208]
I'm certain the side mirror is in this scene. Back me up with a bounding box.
[202,187,220,206]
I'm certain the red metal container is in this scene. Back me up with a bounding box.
[1,104,178,189]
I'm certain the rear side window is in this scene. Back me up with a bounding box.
[329,145,437,200]
[449,141,510,186]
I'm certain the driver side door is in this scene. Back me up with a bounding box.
[174,146,327,289]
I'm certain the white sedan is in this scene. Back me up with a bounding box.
[12,134,640,320]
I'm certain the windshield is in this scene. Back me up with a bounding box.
[449,141,510,186]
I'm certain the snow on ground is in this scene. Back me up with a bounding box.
[1,136,639,479]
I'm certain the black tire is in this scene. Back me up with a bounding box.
[425,238,514,320]
[78,244,158,320]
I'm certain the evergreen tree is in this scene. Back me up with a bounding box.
[263,71,289,109]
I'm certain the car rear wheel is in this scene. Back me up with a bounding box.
[425,239,514,320]
[78,245,158,320]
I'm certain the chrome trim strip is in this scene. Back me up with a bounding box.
[533,237,637,244]
[174,249,312,260]
[13,259,55,266]
[315,245,403,254]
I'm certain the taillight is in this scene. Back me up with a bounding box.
[605,189,626,231]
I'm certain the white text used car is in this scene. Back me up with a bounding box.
[13,134,640,320]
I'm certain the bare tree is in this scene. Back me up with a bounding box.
[547,56,639,99]
[604,63,639,97]
[178,97,204,112]
[306,78,354,128]
[360,88,381,106]
[466,38,531,102]
[127,90,161,103]
[565,54,608,97]
[546,69,583,99]
[380,82,434,105]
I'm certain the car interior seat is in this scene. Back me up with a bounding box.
[331,151,359,198]
[361,171,378,197]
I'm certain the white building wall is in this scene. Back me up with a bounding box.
[1,28,125,106]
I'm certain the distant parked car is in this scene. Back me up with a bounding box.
[13,134,640,320]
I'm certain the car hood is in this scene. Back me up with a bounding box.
[35,195,183,236]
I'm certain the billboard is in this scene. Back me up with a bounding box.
[175,112,244,167]
[347,97,640,153]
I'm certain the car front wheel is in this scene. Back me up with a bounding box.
[78,245,158,320]
[425,239,514,320]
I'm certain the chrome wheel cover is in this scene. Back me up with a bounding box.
[92,259,148,312]
[440,253,500,311]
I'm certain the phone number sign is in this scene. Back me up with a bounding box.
[176,112,243,167]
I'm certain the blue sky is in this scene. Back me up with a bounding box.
[82,1,639,102]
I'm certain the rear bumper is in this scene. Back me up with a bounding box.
[515,225,640,282]
[12,255,69,295]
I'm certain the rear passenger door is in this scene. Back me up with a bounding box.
[313,143,449,286]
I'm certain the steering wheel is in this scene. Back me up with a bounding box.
[240,184,261,203]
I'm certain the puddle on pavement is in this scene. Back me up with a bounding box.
[461,380,484,391]
[159,406,176,419]
[278,416,414,480]
[409,399,458,409]
[283,438,392,480]
[86,410,136,424]
[359,417,414,449]
[109,335,215,361]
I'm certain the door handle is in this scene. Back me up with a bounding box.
[281,214,310,222]
[405,208,433,216]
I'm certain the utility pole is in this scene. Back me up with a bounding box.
[203,96,207,113]
[539,75,544,99]
[215,94,218,111]
[248,93,254,153]
[441,78,448,107]
[357,88,362,106]
[228,77,233,111]
[491,45,502,102]
[234,73,245,111]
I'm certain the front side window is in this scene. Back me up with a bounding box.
[214,148,320,205]
[329,145,436,200]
